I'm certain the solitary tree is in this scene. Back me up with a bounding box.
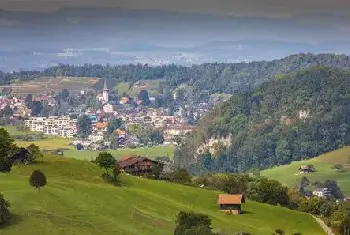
[0,193,10,225]
[107,118,123,136]
[26,144,43,163]
[29,170,47,192]
[0,128,17,172]
[77,115,92,138]
[332,164,345,172]
[174,211,214,235]
[95,152,116,175]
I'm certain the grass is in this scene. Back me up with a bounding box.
[63,146,175,161]
[1,126,174,160]
[0,156,325,235]
[114,80,161,97]
[0,76,99,95]
[262,146,350,196]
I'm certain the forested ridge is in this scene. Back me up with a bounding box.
[1,53,350,94]
[174,66,350,174]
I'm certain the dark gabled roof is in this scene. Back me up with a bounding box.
[117,156,161,169]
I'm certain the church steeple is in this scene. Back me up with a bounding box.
[102,78,109,103]
[103,78,109,91]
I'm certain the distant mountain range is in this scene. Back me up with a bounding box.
[0,7,349,71]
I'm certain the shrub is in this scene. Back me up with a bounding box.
[0,193,10,225]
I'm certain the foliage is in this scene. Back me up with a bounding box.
[77,115,92,138]
[107,118,123,136]
[95,152,116,175]
[29,170,47,191]
[249,178,290,206]
[178,67,350,174]
[26,144,43,163]
[138,89,150,106]
[0,128,17,172]
[332,164,344,172]
[2,53,350,96]
[0,193,10,225]
[174,211,215,235]
[170,168,192,184]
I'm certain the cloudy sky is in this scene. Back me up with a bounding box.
[0,0,349,17]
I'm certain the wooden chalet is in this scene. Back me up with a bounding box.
[298,165,315,174]
[117,156,163,175]
[218,194,245,215]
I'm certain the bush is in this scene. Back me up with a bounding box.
[0,193,10,225]
[29,170,47,191]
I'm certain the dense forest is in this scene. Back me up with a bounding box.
[1,53,350,94]
[174,66,350,175]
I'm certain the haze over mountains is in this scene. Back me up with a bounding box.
[1,7,350,71]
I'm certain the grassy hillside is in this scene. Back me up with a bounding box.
[262,146,350,196]
[0,156,325,235]
[114,80,161,97]
[0,76,99,95]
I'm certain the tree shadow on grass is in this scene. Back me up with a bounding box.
[241,210,253,215]
[0,214,23,229]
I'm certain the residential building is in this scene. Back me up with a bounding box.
[117,156,163,175]
[312,188,332,198]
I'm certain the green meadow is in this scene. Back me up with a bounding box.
[262,146,350,196]
[1,126,174,160]
[0,156,325,235]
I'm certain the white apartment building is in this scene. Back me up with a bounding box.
[24,116,77,138]
[88,134,104,142]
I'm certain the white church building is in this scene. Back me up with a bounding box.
[96,79,109,104]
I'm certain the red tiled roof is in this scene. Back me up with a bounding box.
[95,122,108,129]
[218,194,245,205]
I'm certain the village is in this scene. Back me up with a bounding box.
[0,79,226,151]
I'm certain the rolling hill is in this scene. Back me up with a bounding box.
[261,146,350,196]
[0,156,325,235]
[176,66,350,174]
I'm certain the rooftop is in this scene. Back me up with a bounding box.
[218,194,245,205]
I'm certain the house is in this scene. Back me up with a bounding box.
[114,128,127,137]
[95,122,108,132]
[218,194,245,215]
[298,165,316,174]
[117,156,163,175]
[313,188,332,198]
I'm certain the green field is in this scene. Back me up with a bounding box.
[114,80,161,97]
[1,126,174,160]
[0,76,99,95]
[0,156,325,235]
[262,146,350,196]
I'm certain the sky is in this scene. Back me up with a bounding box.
[1,0,349,18]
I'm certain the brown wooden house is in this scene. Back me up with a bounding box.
[117,156,163,175]
[298,165,316,174]
[218,194,245,215]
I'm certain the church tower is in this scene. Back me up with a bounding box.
[102,79,109,103]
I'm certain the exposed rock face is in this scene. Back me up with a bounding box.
[196,135,232,156]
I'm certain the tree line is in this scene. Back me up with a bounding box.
[1,53,350,95]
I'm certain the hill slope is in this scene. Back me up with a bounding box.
[261,146,350,196]
[175,66,350,174]
[0,157,324,235]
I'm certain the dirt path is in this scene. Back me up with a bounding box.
[312,215,335,235]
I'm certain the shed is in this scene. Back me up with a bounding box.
[218,194,245,215]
